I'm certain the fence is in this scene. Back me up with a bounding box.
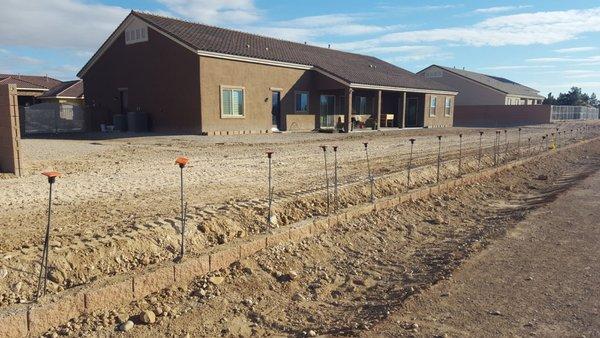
[551,105,599,121]
[20,102,87,134]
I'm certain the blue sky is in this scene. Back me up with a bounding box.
[1,0,599,97]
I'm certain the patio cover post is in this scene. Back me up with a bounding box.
[344,87,353,133]
[376,90,382,130]
[402,92,407,129]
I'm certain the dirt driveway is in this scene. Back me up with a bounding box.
[371,161,600,337]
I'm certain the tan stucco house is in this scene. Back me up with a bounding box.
[419,65,544,106]
[79,11,457,134]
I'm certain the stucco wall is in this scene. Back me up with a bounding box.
[423,93,455,128]
[199,57,329,133]
[83,26,202,133]
[420,66,506,106]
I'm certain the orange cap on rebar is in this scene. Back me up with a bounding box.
[42,172,61,178]
[175,157,189,167]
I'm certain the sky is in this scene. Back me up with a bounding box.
[0,0,599,97]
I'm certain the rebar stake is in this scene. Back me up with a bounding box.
[320,145,330,215]
[36,171,60,301]
[175,157,189,258]
[364,142,375,203]
[333,146,339,211]
[494,131,500,166]
[436,135,442,183]
[478,131,483,170]
[517,128,522,158]
[528,137,531,156]
[407,138,415,190]
[458,133,463,177]
[504,129,508,159]
[266,151,274,227]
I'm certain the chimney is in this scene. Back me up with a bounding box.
[328,44,331,48]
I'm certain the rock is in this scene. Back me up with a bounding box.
[11,281,22,292]
[242,298,253,306]
[140,310,156,324]
[292,293,305,302]
[269,215,278,226]
[537,174,548,180]
[116,313,129,324]
[48,269,65,284]
[0,267,7,279]
[118,320,134,332]
[307,330,317,337]
[209,276,225,285]
[489,310,502,316]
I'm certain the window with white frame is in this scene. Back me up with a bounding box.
[430,96,437,117]
[221,87,245,117]
[295,91,309,112]
[444,97,452,116]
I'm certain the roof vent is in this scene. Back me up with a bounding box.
[246,44,250,48]
[265,47,269,51]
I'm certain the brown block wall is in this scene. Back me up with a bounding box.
[0,84,22,175]
[454,105,552,127]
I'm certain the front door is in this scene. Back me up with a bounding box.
[320,95,335,128]
[406,97,418,127]
[271,91,281,130]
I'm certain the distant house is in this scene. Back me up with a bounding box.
[418,65,544,106]
[37,80,84,105]
[0,74,63,106]
[78,11,457,134]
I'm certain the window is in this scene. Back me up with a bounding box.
[295,91,309,112]
[430,96,437,117]
[221,87,245,118]
[354,96,369,115]
[444,97,452,116]
[125,26,148,45]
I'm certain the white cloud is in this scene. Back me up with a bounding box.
[157,0,260,25]
[474,5,532,14]
[345,7,600,48]
[0,49,43,73]
[554,47,598,53]
[480,65,555,70]
[244,13,400,44]
[0,0,128,50]
[527,55,600,64]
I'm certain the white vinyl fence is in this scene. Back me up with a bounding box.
[551,105,599,121]
[20,102,87,134]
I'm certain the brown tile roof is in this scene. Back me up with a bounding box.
[0,74,62,90]
[132,11,454,93]
[427,66,544,99]
[39,80,84,99]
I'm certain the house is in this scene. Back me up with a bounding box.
[37,79,84,105]
[418,65,545,106]
[0,74,63,107]
[78,11,457,134]
[0,76,86,134]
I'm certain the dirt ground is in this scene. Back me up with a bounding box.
[2,123,589,306]
[39,132,600,337]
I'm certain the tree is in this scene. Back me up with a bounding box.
[543,92,557,105]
